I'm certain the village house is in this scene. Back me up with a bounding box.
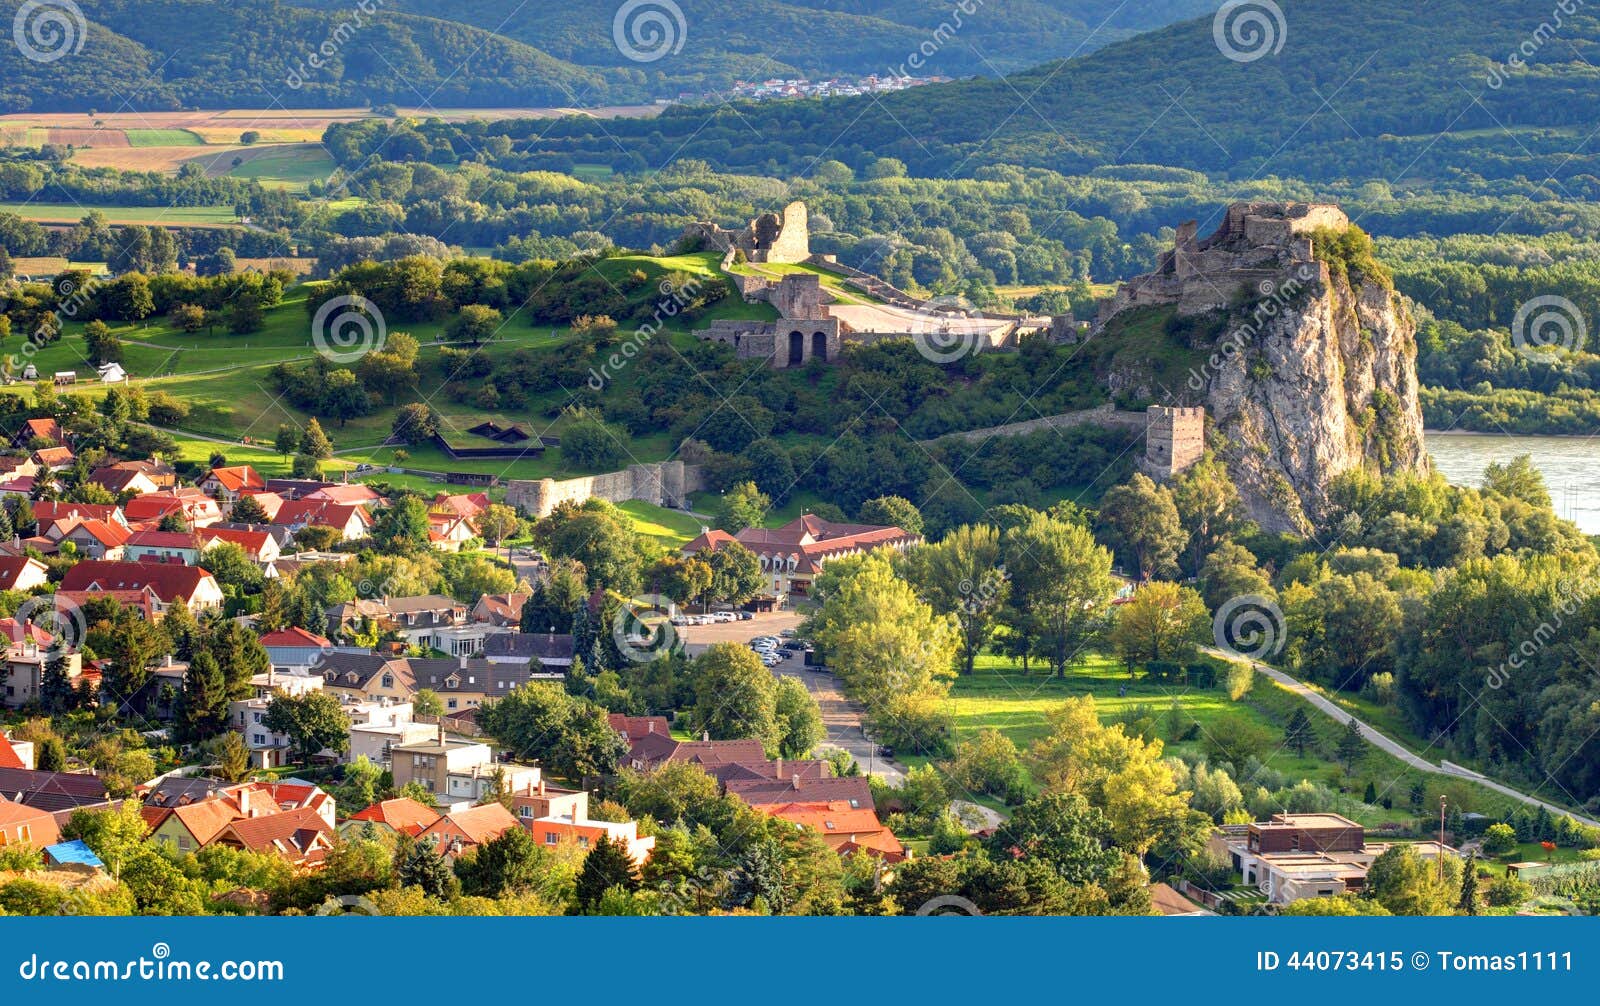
[317,652,414,704]
[0,795,60,849]
[94,458,177,491]
[13,418,63,448]
[0,766,110,813]
[427,511,478,552]
[389,732,540,808]
[302,484,384,507]
[1,636,84,709]
[0,732,35,770]
[200,465,266,502]
[59,559,225,613]
[198,525,282,564]
[124,488,224,528]
[30,446,75,473]
[230,671,326,768]
[142,780,335,859]
[0,555,49,593]
[1215,813,1457,905]
[36,501,128,532]
[347,710,435,769]
[272,499,372,541]
[409,656,555,712]
[211,806,333,866]
[683,513,922,598]
[417,802,521,856]
[482,632,574,673]
[88,466,162,497]
[261,626,333,670]
[471,592,530,627]
[124,529,204,565]
[55,518,131,560]
[339,797,440,841]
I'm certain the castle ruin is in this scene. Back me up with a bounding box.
[1098,202,1347,325]
[684,201,813,265]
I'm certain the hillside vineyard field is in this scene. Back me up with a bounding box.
[6,0,1600,947]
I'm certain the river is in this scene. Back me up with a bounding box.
[1426,431,1600,534]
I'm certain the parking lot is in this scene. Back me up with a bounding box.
[676,609,907,784]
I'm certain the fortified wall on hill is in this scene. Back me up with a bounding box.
[1100,202,1427,532]
[506,461,706,518]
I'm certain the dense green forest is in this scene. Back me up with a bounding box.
[507,0,1600,183]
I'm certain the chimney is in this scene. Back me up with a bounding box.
[775,757,782,779]
[791,773,800,790]
[437,722,445,745]
[701,730,709,742]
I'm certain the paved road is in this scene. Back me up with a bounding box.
[1212,647,1600,829]
[680,612,907,785]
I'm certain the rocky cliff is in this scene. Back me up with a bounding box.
[1101,203,1426,532]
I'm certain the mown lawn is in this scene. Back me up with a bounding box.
[0,202,238,227]
[615,500,706,547]
[898,652,1521,827]
[125,128,203,147]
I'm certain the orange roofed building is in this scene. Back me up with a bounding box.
[758,800,906,862]
[682,514,921,598]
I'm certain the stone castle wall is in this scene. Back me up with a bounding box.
[506,461,707,518]
[933,404,1205,480]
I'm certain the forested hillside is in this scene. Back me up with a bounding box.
[520,0,1600,181]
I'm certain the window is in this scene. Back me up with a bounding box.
[447,699,458,710]
[17,825,29,843]
[253,734,265,745]
[382,674,393,688]
[545,832,558,845]
[577,836,589,849]
[178,836,191,851]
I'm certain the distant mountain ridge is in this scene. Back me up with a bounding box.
[512,0,1600,184]
[0,0,1216,113]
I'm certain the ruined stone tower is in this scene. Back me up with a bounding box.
[1143,406,1205,479]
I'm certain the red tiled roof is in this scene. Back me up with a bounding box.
[422,803,519,848]
[348,797,440,836]
[273,499,372,529]
[19,418,61,444]
[237,491,286,520]
[0,617,53,646]
[0,796,61,846]
[55,588,159,620]
[207,466,265,493]
[199,527,273,555]
[304,485,382,505]
[61,518,132,548]
[34,502,121,527]
[124,488,220,520]
[60,559,217,604]
[126,530,201,550]
[31,447,74,466]
[260,626,332,648]
[0,556,45,590]
[0,736,25,770]
[218,806,332,860]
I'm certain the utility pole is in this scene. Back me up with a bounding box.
[1438,795,1448,882]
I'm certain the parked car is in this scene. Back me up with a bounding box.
[737,611,754,620]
